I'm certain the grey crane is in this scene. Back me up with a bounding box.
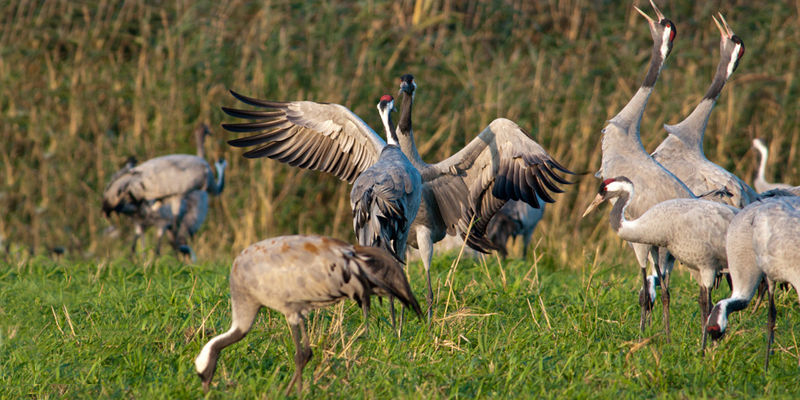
[583,177,739,332]
[222,84,573,321]
[752,138,795,193]
[486,199,544,259]
[194,235,423,395]
[651,14,758,208]
[704,196,800,370]
[595,1,691,336]
[102,125,226,256]
[394,74,573,320]
[351,95,422,329]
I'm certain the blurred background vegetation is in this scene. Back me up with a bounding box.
[0,0,798,266]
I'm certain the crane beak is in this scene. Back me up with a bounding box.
[718,13,734,38]
[582,193,605,218]
[633,6,655,26]
[648,0,665,21]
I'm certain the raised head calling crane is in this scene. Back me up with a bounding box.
[651,14,758,208]
[704,196,800,370]
[222,84,573,321]
[595,1,692,336]
[194,235,422,395]
[583,177,739,332]
[752,138,797,193]
[102,125,226,256]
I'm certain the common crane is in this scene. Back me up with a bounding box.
[194,235,422,395]
[651,14,758,208]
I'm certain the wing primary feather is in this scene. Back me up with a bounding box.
[221,107,283,120]
[229,90,288,109]
[221,119,291,133]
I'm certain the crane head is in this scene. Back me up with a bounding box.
[714,14,745,78]
[377,94,397,113]
[635,0,676,61]
[582,177,633,217]
[399,74,416,96]
[705,301,729,341]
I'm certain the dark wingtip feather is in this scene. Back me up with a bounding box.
[229,90,288,109]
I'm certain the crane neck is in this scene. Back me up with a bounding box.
[210,164,226,195]
[608,190,632,233]
[397,90,427,168]
[756,146,768,183]
[381,109,399,146]
[196,129,207,159]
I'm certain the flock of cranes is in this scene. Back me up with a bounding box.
[94,1,799,394]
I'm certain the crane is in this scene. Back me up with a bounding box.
[194,235,422,395]
[595,0,691,337]
[651,14,758,208]
[704,196,800,370]
[583,177,739,332]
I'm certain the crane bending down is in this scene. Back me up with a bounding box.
[583,177,739,333]
[752,138,799,194]
[351,95,422,329]
[704,196,800,370]
[194,235,422,395]
[651,14,758,208]
[595,0,692,338]
[102,125,226,257]
[222,82,573,321]
[486,199,544,259]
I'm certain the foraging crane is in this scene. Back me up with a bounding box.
[752,138,795,193]
[351,95,422,329]
[595,0,691,336]
[583,177,739,331]
[102,125,225,256]
[486,199,544,259]
[652,14,758,208]
[194,235,423,395]
[704,196,800,370]
[392,74,572,320]
[222,83,573,321]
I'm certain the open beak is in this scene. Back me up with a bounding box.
[719,13,734,38]
[649,0,665,21]
[582,193,606,218]
[712,14,733,39]
[633,5,655,27]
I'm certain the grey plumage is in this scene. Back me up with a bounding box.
[595,1,688,336]
[350,95,422,262]
[102,125,226,257]
[486,199,544,259]
[752,138,796,193]
[651,14,758,208]
[223,84,573,322]
[194,235,423,395]
[583,177,739,333]
[704,196,800,370]
[395,74,573,320]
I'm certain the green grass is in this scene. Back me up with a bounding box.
[2,253,799,399]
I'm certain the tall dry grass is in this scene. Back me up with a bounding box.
[1,0,798,266]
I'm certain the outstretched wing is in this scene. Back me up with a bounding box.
[424,118,573,252]
[223,91,386,183]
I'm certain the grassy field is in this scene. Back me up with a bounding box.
[2,251,799,398]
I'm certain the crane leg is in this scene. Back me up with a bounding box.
[286,315,312,397]
[764,281,776,372]
[362,291,371,336]
[634,244,653,332]
[752,277,768,314]
[654,248,670,342]
[417,227,435,323]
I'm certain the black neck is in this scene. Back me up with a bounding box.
[608,191,630,232]
[726,298,750,315]
[642,49,664,89]
[703,61,730,101]
[398,91,413,135]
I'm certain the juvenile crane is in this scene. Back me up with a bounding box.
[351,95,422,329]
[194,235,423,395]
[752,138,797,193]
[595,0,692,336]
[583,177,739,331]
[222,83,573,321]
[652,14,758,208]
[704,196,800,370]
[102,125,226,256]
